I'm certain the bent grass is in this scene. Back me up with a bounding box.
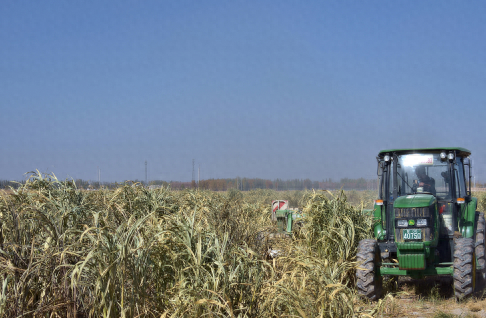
[0,173,381,317]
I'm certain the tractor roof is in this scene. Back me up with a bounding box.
[378,147,471,157]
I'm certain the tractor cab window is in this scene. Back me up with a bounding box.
[395,154,451,200]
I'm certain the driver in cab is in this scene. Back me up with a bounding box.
[414,166,436,195]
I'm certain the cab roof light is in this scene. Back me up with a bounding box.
[384,154,390,162]
[375,199,384,206]
[457,198,465,204]
[440,152,447,160]
[448,152,455,162]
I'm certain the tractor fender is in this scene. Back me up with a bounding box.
[372,204,386,240]
[460,197,478,238]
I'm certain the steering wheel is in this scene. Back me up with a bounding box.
[412,180,418,193]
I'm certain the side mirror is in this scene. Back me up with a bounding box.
[377,161,384,177]
[463,157,472,195]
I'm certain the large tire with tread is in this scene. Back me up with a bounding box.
[475,212,486,288]
[453,237,476,300]
[356,239,382,300]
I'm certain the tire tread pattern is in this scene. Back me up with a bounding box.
[475,212,486,290]
[356,239,382,300]
[453,237,475,300]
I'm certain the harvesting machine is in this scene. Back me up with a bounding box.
[256,200,302,258]
[271,200,302,235]
[357,148,485,300]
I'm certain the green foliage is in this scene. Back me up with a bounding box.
[301,190,374,263]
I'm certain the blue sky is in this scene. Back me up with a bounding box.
[1,1,486,182]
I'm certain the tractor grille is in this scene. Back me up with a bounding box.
[395,205,434,242]
[395,207,432,218]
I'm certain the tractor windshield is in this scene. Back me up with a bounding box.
[382,153,454,201]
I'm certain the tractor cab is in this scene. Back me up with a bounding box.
[376,148,472,259]
[357,147,484,301]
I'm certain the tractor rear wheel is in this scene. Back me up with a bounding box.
[475,212,486,289]
[453,237,475,300]
[356,239,382,300]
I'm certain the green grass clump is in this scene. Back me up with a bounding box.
[433,312,461,318]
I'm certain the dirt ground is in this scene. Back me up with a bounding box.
[371,277,486,318]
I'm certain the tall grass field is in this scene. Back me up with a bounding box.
[3,172,484,317]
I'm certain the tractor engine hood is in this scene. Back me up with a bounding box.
[393,194,436,208]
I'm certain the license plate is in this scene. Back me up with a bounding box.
[403,229,422,240]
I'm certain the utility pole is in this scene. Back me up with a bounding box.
[98,166,100,188]
[145,160,148,186]
[192,159,195,182]
[198,164,200,187]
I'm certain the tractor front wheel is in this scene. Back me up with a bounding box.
[454,237,475,300]
[356,239,382,300]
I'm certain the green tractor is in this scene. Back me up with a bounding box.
[357,147,485,301]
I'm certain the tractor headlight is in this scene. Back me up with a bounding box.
[440,152,447,160]
[448,152,455,161]
[384,155,390,162]
[416,218,427,227]
[397,219,408,227]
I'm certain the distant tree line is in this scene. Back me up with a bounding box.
[0,180,25,189]
[0,179,124,190]
[151,177,378,191]
[0,177,379,191]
